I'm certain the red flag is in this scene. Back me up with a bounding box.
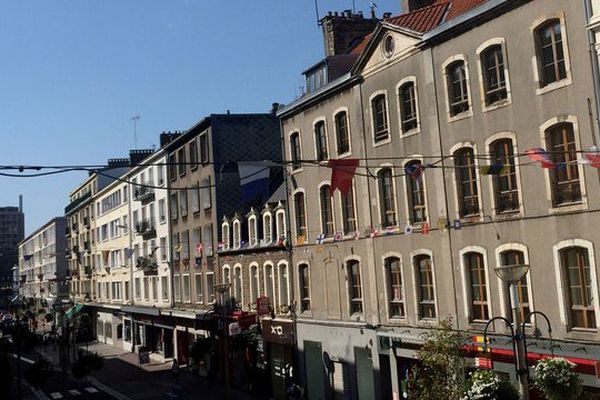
[525,148,555,168]
[585,152,600,168]
[421,222,430,235]
[329,159,359,196]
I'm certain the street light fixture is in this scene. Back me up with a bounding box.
[493,263,530,400]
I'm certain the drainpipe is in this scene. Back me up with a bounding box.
[585,0,600,145]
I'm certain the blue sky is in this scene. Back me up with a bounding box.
[0,0,400,235]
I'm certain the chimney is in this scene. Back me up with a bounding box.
[401,0,436,12]
[159,131,182,147]
[18,195,22,213]
[271,102,280,115]
[320,11,379,56]
[129,149,154,166]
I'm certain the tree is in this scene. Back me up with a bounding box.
[409,318,466,400]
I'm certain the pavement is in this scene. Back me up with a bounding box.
[33,341,264,400]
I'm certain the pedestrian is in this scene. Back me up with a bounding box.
[171,359,180,383]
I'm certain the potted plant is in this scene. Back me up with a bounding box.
[463,370,519,400]
[533,357,582,400]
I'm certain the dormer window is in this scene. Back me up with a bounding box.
[248,214,258,247]
[276,208,286,239]
[221,221,230,250]
[263,212,273,243]
[305,63,328,94]
[232,219,241,249]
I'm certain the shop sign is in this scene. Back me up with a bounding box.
[228,322,241,336]
[257,296,270,316]
[475,356,493,369]
[261,319,294,345]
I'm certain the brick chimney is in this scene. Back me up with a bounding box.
[160,131,182,147]
[401,0,436,13]
[320,10,378,56]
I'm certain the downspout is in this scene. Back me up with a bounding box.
[584,0,600,145]
[429,47,461,330]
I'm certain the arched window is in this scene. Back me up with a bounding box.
[276,209,286,239]
[399,82,418,132]
[454,148,480,218]
[249,264,260,302]
[232,219,241,249]
[405,160,426,223]
[499,250,530,322]
[378,168,397,227]
[299,263,311,312]
[560,247,596,329]
[248,215,258,247]
[535,20,567,87]
[264,263,275,307]
[481,45,507,105]
[546,123,581,206]
[314,120,328,161]
[385,257,404,319]
[347,259,363,314]
[415,254,436,319]
[294,192,307,238]
[221,222,230,250]
[489,139,519,213]
[233,265,243,306]
[319,185,334,236]
[290,132,302,170]
[446,61,469,116]
[335,111,350,155]
[465,252,489,321]
[278,262,290,308]
[263,213,273,243]
[371,94,389,142]
[341,186,357,234]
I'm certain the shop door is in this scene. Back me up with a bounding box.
[304,341,325,400]
[269,343,287,400]
[355,347,375,399]
[164,329,174,358]
[331,361,346,400]
[176,330,189,365]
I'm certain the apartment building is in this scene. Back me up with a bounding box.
[18,217,68,309]
[165,112,281,365]
[280,1,600,398]
[0,197,25,300]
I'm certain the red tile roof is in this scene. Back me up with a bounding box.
[446,0,489,20]
[384,2,449,33]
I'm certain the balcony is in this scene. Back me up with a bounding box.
[83,241,91,252]
[83,216,90,228]
[134,186,154,203]
[64,191,91,214]
[135,219,156,239]
[136,256,158,276]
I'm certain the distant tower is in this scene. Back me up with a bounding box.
[19,194,22,213]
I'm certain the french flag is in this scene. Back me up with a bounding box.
[238,162,270,203]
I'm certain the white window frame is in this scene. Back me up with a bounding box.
[312,117,329,162]
[375,164,400,228]
[459,246,493,324]
[233,264,243,307]
[442,54,473,122]
[395,76,421,137]
[476,38,512,112]
[277,260,290,309]
[248,214,258,247]
[194,273,203,304]
[449,142,483,222]
[221,221,230,250]
[275,208,286,240]
[410,249,439,322]
[262,212,273,243]
[494,243,534,324]
[263,261,276,308]
[288,130,303,174]
[381,252,407,322]
[369,90,392,147]
[401,156,430,225]
[232,219,241,249]
[343,255,364,319]
[332,107,352,157]
[249,262,260,306]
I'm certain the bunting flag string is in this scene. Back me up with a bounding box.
[479,164,510,175]
[329,159,359,196]
[525,148,555,168]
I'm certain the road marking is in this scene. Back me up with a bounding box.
[85,387,99,393]
[68,389,81,396]
[86,377,132,400]
[12,354,35,364]
[49,393,63,399]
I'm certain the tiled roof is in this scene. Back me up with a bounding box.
[384,2,449,33]
[350,33,373,55]
[446,0,489,20]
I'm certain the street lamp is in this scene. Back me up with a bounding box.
[493,263,530,400]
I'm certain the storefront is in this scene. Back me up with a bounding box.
[123,306,176,362]
[260,318,295,400]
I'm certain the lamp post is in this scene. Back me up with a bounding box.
[215,283,231,400]
[493,263,530,400]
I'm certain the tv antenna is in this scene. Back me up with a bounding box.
[314,0,321,26]
[130,114,140,148]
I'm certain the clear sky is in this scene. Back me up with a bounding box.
[0,0,401,235]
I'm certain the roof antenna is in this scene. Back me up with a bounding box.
[130,114,140,149]
[370,1,377,18]
[314,0,321,27]
[352,0,356,13]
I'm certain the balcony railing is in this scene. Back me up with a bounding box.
[136,256,158,276]
[134,186,155,202]
[135,219,156,238]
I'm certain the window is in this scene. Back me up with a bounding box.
[314,120,328,161]
[182,275,190,302]
[479,46,507,106]
[405,160,427,223]
[170,193,178,220]
[233,266,242,305]
[222,222,230,250]
[378,168,397,227]
[546,123,581,206]
[179,190,188,217]
[232,220,241,249]
[347,260,363,314]
[372,94,389,142]
[174,274,180,302]
[294,192,307,238]
[299,263,310,312]
[191,185,200,213]
[152,277,158,300]
[290,132,302,170]
[319,185,334,236]
[341,187,357,234]
[385,257,404,319]
[263,213,272,243]
[454,148,480,218]
[465,252,489,321]
[334,111,350,155]
[250,264,260,302]
[201,176,212,209]
[181,230,189,260]
[490,139,519,213]
[160,237,167,261]
[158,164,165,186]
[500,250,530,322]
[264,263,275,305]
[135,277,141,300]
[248,216,258,247]
[199,134,209,164]
[447,61,469,116]
[203,225,213,257]
[206,272,215,304]
[169,154,177,181]
[144,277,149,300]
[399,82,418,132]
[535,20,567,87]
[177,148,186,176]
[278,262,290,307]
[561,247,596,329]
[276,210,286,240]
[189,139,198,170]
[161,276,169,301]
[415,255,436,319]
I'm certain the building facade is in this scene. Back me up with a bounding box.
[0,198,25,302]
[280,1,600,398]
